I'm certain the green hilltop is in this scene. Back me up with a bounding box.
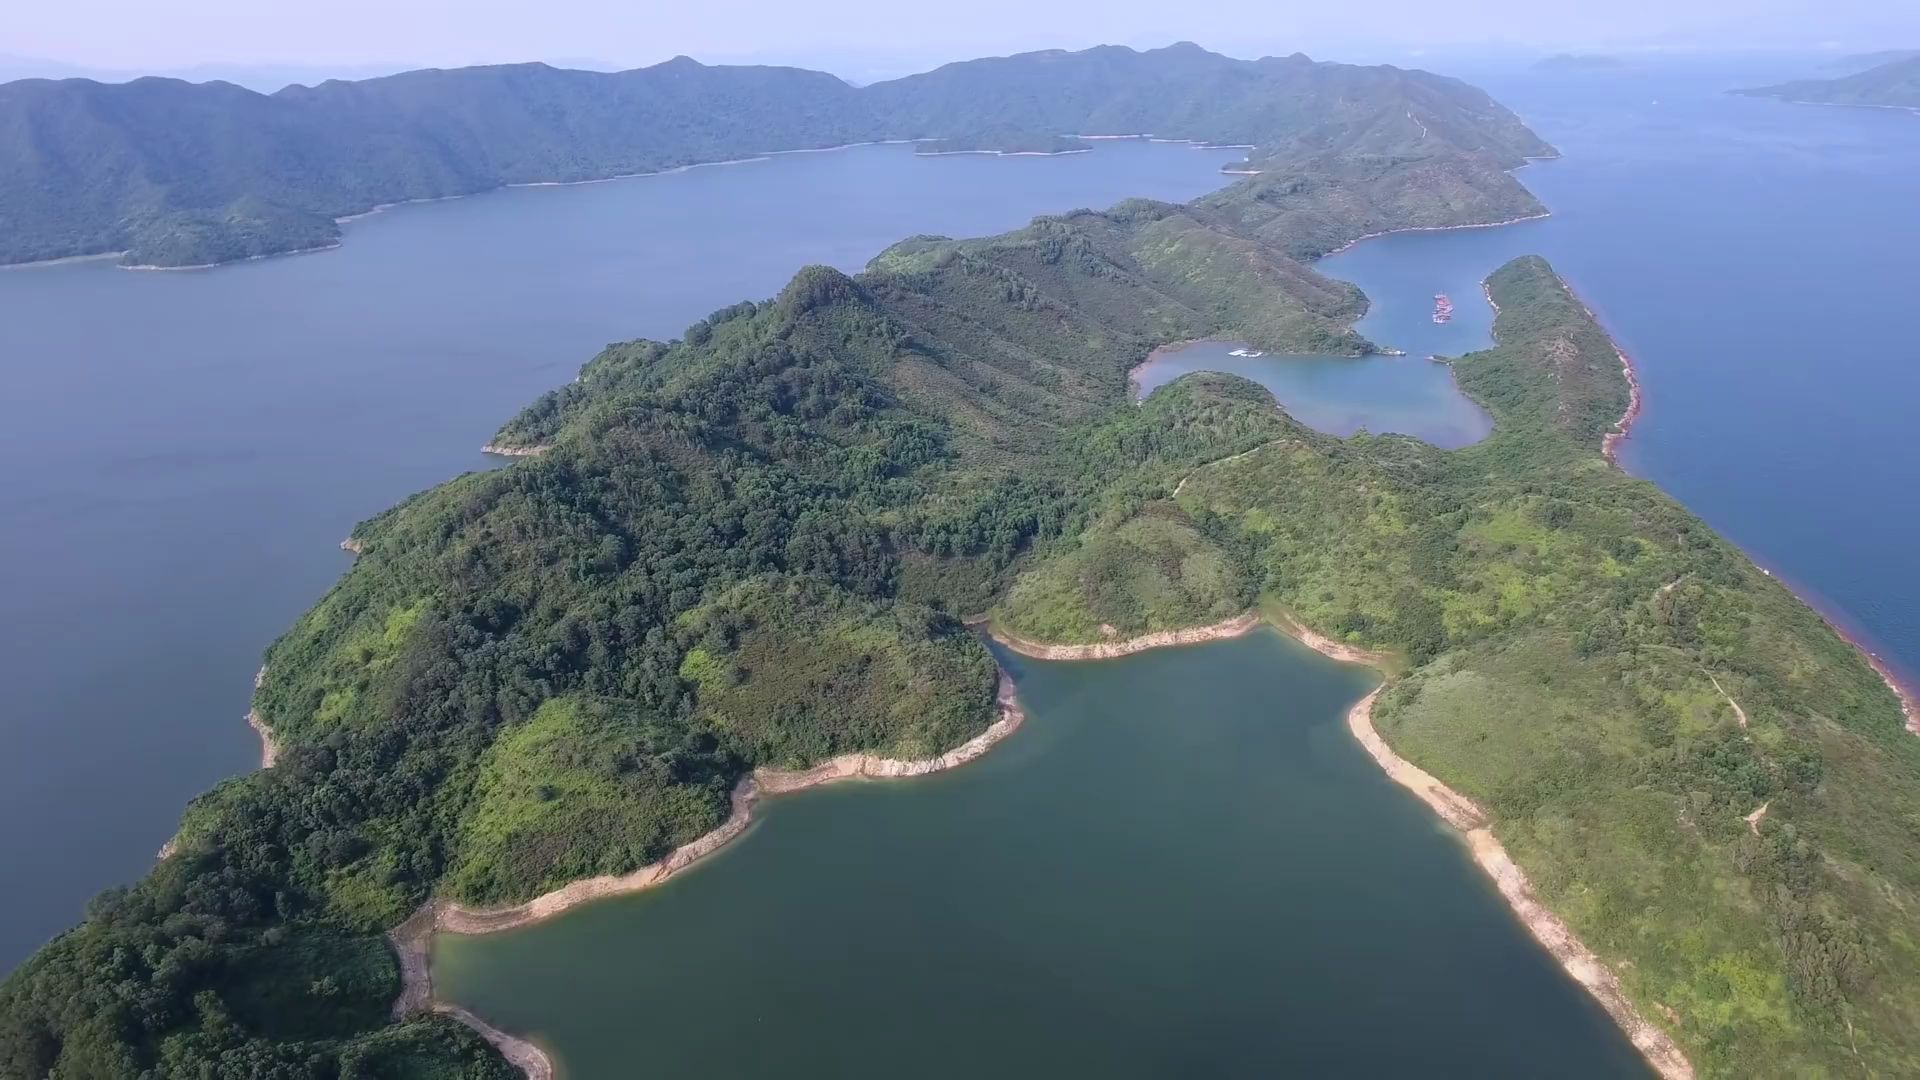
[0,43,1549,268]
[4,48,1918,1080]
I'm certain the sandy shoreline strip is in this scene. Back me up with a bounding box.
[987,610,1262,659]
[1321,210,1551,258]
[390,672,1026,1076]
[247,666,278,769]
[1342,687,1693,1079]
[480,442,553,457]
[1265,622,1695,1080]
[914,148,1093,157]
[0,250,128,270]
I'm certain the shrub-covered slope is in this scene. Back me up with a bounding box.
[1000,257,1920,1076]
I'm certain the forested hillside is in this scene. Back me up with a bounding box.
[0,42,1551,267]
[996,258,1920,1076]
[0,74,1558,1069]
[1741,56,1920,109]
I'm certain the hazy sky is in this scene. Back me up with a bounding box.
[9,0,1920,75]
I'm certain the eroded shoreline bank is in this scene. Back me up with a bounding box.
[1321,210,1552,258]
[390,672,1026,1075]
[480,442,553,458]
[1335,686,1695,1080]
[987,610,1262,659]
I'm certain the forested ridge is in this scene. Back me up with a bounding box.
[1741,56,1920,109]
[5,51,1915,1080]
[0,41,1550,267]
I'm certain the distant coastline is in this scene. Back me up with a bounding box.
[1756,97,1920,117]
[3,135,1231,274]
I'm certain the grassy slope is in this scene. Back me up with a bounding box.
[1004,257,1920,1075]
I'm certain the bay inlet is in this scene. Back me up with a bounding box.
[433,630,1653,1078]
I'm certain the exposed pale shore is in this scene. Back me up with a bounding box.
[0,250,126,271]
[245,666,279,769]
[1770,98,1920,117]
[987,610,1262,659]
[1321,210,1551,258]
[120,240,345,272]
[168,673,280,858]
[390,673,1025,1075]
[1554,282,1645,464]
[341,537,365,556]
[246,710,279,769]
[1263,622,1695,1080]
[435,1006,553,1080]
[914,148,1094,157]
[480,442,553,458]
[1343,689,1693,1079]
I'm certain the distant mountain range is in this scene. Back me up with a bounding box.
[1740,55,1920,110]
[0,42,1553,268]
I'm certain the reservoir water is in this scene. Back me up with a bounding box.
[1131,341,1493,448]
[433,631,1651,1078]
[0,139,1241,968]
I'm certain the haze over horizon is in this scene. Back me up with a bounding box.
[5,0,1918,88]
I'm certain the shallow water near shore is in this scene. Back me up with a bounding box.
[434,630,1650,1078]
[1132,340,1493,448]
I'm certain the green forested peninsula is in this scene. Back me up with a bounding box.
[0,42,1549,267]
[4,55,1916,1080]
[1741,56,1920,109]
